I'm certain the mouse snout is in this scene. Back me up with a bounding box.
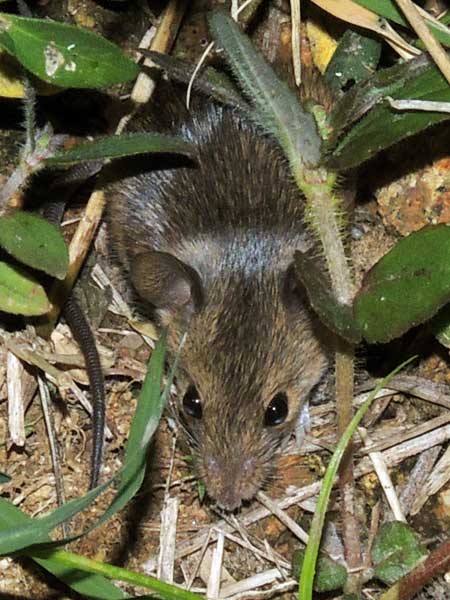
[203,454,262,511]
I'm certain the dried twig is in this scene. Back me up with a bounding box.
[379,537,450,600]
[398,447,441,516]
[359,427,406,522]
[257,491,309,543]
[220,568,290,598]
[131,0,186,106]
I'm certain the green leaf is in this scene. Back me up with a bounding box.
[0,211,68,279]
[354,224,450,343]
[0,477,113,555]
[0,261,50,315]
[292,550,347,592]
[353,0,450,48]
[327,54,450,170]
[294,251,361,343]
[324,29,381,92]
[0,13,139,88]
[0,498,130,598]
[0,472,10,484]
[208,11,322,174]
[95,332,170,529]
[46,133,194,166]
[33,547,202,600]
[431,303,450,348]
[372,521,427,585]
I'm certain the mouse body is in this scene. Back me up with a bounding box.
[106,94,329,510]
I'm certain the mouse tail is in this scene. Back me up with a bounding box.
[63,295,105,489]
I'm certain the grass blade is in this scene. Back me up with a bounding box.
[298,356,416,599]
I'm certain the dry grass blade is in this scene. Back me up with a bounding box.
[311,0,419,58]
[411,444,450,514]
[359,376,450,410]
[359,427,406,522]
[398,447,441,516]
[290,0,301,86]
[37,375,67,537]
[7,351,25,447]
[395,0,450,84]
[157,496,179,582]
[207,530,225,599]
[220,568,291,598]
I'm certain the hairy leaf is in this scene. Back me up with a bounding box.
[208,11,322,174]
[47,133,194,166]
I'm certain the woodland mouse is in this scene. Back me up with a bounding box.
[106,87,329,511]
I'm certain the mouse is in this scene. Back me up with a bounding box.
[106,83,330,511]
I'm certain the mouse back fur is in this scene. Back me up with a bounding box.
[106,92,329,510]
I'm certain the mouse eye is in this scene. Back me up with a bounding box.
[264,392,288,426]
[182,385,203,419]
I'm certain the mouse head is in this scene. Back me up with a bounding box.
[131,249,328,510]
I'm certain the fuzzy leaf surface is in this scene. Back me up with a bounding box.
[208,11,322,172]
[0,211,68,279]
[0,13,138,87]
[372,521,427,585]
[46,133,194,165]
[354,225,450,343]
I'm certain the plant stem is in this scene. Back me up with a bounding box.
[296,166,361,584]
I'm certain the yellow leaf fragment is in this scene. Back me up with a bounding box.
[311,0,419,58]
[306,19,338,73]
[0,49,61,98]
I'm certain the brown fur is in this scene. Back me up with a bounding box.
[106,92,329,510]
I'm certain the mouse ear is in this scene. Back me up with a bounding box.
[130,251,203,316]
[282,262,308,311]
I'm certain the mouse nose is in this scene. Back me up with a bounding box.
[203,455,260,511]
